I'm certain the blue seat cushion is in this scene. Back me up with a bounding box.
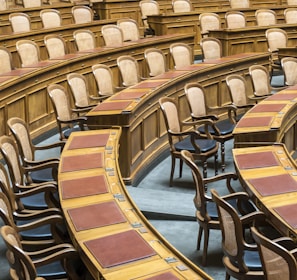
[174,136,217,153]
[198,119,234,136]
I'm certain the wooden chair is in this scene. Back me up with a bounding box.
[47,84,88,140]
[185,83,235,172]
[139,0,159,36]
[0,135,59,210]
[251,226,297,280]
[172,0,193,13]
[265,28,288,77]
[44,34,68,59]
[92,63,122,99]
[0,46,14,75]
[101,24,124,46]
[67,72,104,110]
[211,189,265,280]
[73,29,96,51]
[229,0,249,8]
[198,12,220,37]
[1,225,87,280]
[9,12,31,33]
[225,11,246,29]
[170,42,193,69]
[181,150,248,266]
[159,97,219,185]
[225,74,257,121]
[117,18,141,41]
[16,40,41,67]
[40,9,61,28]
[144,48,167,77]
[117,55,145,87]
[0,0,7,10]
[22,0,41,8]
[284,8,297,24]
[249,65,287,100]
[255,9,277,26]
[281,57,297,86]
[7,117,64,183]
[71,5,93,24]
[200,37,222,62]
[287,0,297,5]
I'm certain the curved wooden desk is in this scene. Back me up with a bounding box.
[233,143,297,240]
[59,128,212,280]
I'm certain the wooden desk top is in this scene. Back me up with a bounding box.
[233,143,297,240]
[59,129,212,280]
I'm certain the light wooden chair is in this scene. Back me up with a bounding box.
[44,34,68,59]
[101,24,124,46]
[172,0,193,13]
[284,8,297,24]
[71,5,93,24]
[47,84,88,140]
[200,37,222,62]
[73,29,96,51]
[229,0,250,8]
[255,9,277,26]
[40,9,62,28]
[117,55,145,87]
[117,18,140,41]
[144,48,167,77]
[92,63,122,99]
[139,0,159,35]
[199,12,220,37]
[9,12,31,33]
[0,46,13,74]
[225,11,246,29]
[16,40,41,67]
[22,0,41,8]
[159,96,219,185]
[184,82,235,171]
[170,42,193,69]
[67,72,104,110]
[281,57,297,86]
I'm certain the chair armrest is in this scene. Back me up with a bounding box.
[203,172,238,193]
[24,158,60,166]
[34,141,65,151]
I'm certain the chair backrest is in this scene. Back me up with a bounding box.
[67,73,91,108]
[0,135,26,188]
[0,0,7,10]
[1,225,38,280]
[200,37,222,61]
[181,150,208,216]
[229,0,249,8]
[287,0,297,5]
[211,189,249,273]
[71,5,93,24]
[225,11,246,29]
[117,18,140,41]
[255,9,277,26]
[172,0,193,13]
[170,42,193,69]
[9,12,31,33]
[7,117,35,163]
[199,12,220,35]
[225,74,249,107]
[251,227,297,280]
[249,65,272,97]
[40,9,62,28]
[16,40,40,67]
[184,83,208,117]
[281,57,297,86]
[44,34,67,59]
[73,29,96,51]
[144,48,166,77]
[139,0,160,28]
[23,0,41,8]
[265,28,288,53]
[0,191,19,231]
[284,8,297,24]
[117,55,141,87]
[0,46,13,74]
[101,24,124,46]
[92,64,116,97]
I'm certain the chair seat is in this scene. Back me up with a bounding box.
[198,119,234,136]
[229,249,262,272]
[175,137,217,153]
[30,168,55,183]
[36,260,67,278]
[63,126,82,139]
[16,221,53,240]
[20,192,48,210]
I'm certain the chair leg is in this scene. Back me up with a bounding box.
[179,158,183,178]
[221,142,225,172]
[202,227,209,266]
[197,225,203,250]
[202,160,207,178]
[225,272,231,280]
[170,156,176,187]
[214,152,218,175]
